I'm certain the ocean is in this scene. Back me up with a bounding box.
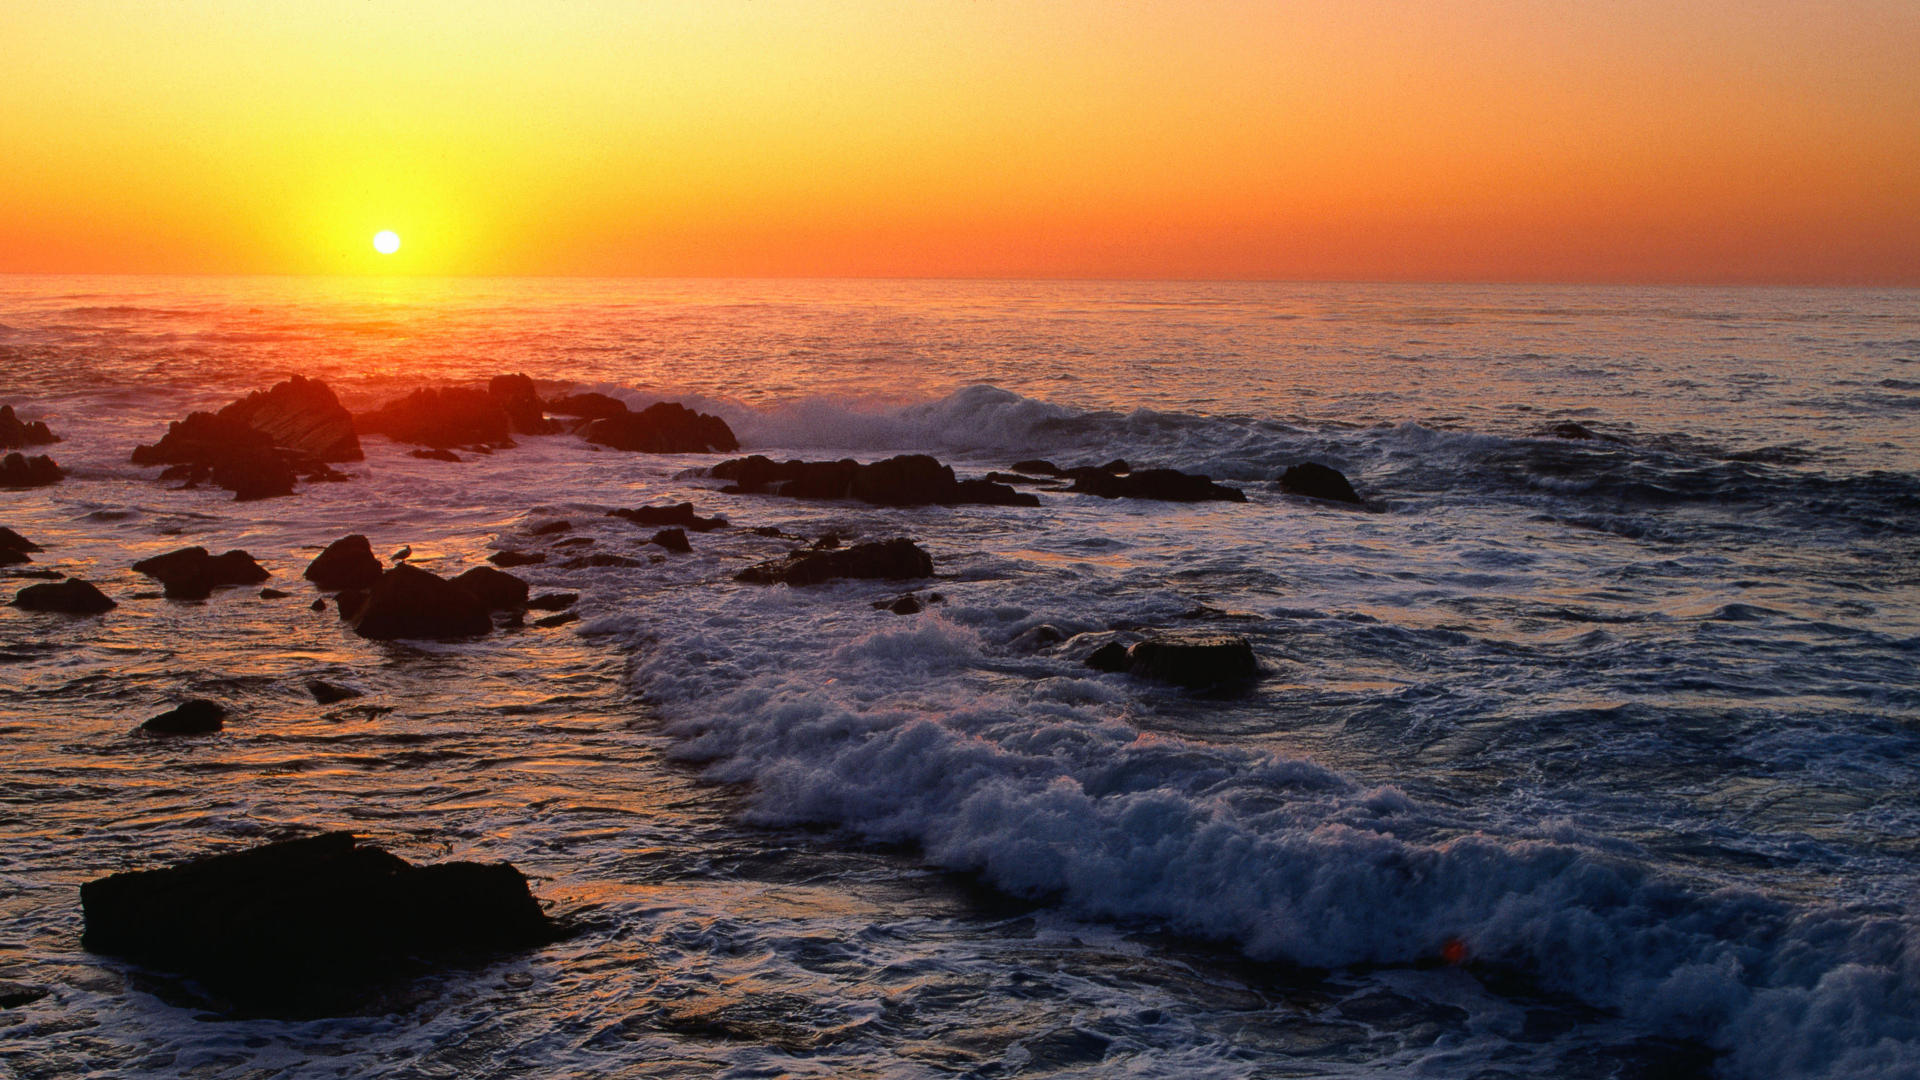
[2,276,1918,1078]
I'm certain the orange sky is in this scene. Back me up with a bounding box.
[2,1,1916,283]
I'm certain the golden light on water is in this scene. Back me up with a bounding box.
[373,230,401,255]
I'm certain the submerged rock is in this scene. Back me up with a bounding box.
[582,402,738,453]
[736,539,934,586]
[562,553,643,569]
[449,566,530,611]
[1068,468,1244,503]
[1277,462,1362,505]
[80,831,557,1011]
[132,547,271,600]
[304,535,384,591]
[357,387,512,449]
[528,519,572,536]
[12,578,115,614]
[608,503,728,532]
[141,699,225,735]
[527,592,577,611]
[0,452,64,489]
[1536,420,1626,443]
[409,448,462,462]
[534,612,578,628]
[713,454,1038,507]
[305,680,363,705]
[0,405,59,448]
[0,981,49,1008]
[350,565,494,640]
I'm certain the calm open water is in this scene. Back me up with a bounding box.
[2,277,1918,1078]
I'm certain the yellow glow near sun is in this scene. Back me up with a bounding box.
[373,230,401,255]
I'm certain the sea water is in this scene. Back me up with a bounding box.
[1,277,1917,1078]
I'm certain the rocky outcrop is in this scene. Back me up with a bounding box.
[130,377,358,500]
[448,566,529,611]
[349,565,494,640]
[583,402,738,454]
[304,535,384,591]
[1068,468,1244,503]
[0,527,42,566]
[527,592,577,611]
[12,578,116,614]
[0,405,58,448]
[1084,632,1259,688]
[608,503,728,532]
[713,455,1039,507]
[735,538,934,586]
[141,700,225,735]
[487,374,557,436]
[545,392,630,420]
[132,547,271,600]
[488,550,547,568]
[1276,462,1361,505]
[80,831,557,1011]
[649,528,690,553]
[356,387,512,449]
[0,453,64,489]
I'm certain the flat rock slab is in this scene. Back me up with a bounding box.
[81,832,558,1013]
[1127,633,1260,688]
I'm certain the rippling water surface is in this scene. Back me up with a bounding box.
[2,277,1918,1078]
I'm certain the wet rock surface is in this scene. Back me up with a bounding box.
[12,577,116,614]
[609,503,728,532]
[304,535,384,591]
[131,376,358,499]
[357,387,513,449]
[80,831,558,1013]
[349,565,495,640]
[132,547,271,600]
[582,402,738,453]
[736,538,934,586]
[449,566,530,612]
[0,526,41,566]
[0,405,59,448]
[141,699,226,735]
[1277,462,1362,505]
[1068,467,1244,503]
[0,452,65,489]
[714,454,1038,507]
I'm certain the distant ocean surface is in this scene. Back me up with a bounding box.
[2,277,1918,1079]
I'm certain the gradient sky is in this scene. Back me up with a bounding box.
[2,1,1916,282]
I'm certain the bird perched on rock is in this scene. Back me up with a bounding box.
[389,545,411,563]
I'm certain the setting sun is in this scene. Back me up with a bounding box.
[373,230,401,255]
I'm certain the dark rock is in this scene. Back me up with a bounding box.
[130,377,358,499]
[13,578,115,614]
[488,550,547,568]
[583,402,738,453]
[306,680,362,705]
[132,547,271,600]
[335,589,368,621]
[528,519,571,536]
[1536,420,1626,443]
[736,539,934,587]
[0,452,64,488]
[649,528,691,553]
[1277,462,1361,505]
[534,612,578,628]
[812,533,842,550]
[141,699,225,735]
[0,526,38,566]
[349,565,494,640]
[1011,459,1061,476]
[500,610,525,628]
[608,503,728,532]
[713,454,1039,507]
[1084,642,1131,673]
[0,405,59,448]
[311,598,327,612]
[357,387,512,449]
[1014,624,1066,649]
[488,374,557,436]
[133,591,163,599]
[1097,459,1131,475]
[926,592,945,604]
[80,831,557,1011]
[526,592,577,611]
[750,526,787,538]
[545,392,629,420]
[304,535,384,591]
[449,566,530,611]
[259,588,290,599]
[553,536,594,548]
[0,980,49,1008]
[984,471,1063,485]
[1068,468,1244,503]
[409,448,462,462]
[885,594,922,615]
[561,553,643,569]
[1126,632,1259,688]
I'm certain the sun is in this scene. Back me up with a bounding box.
[372,230,401,255]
